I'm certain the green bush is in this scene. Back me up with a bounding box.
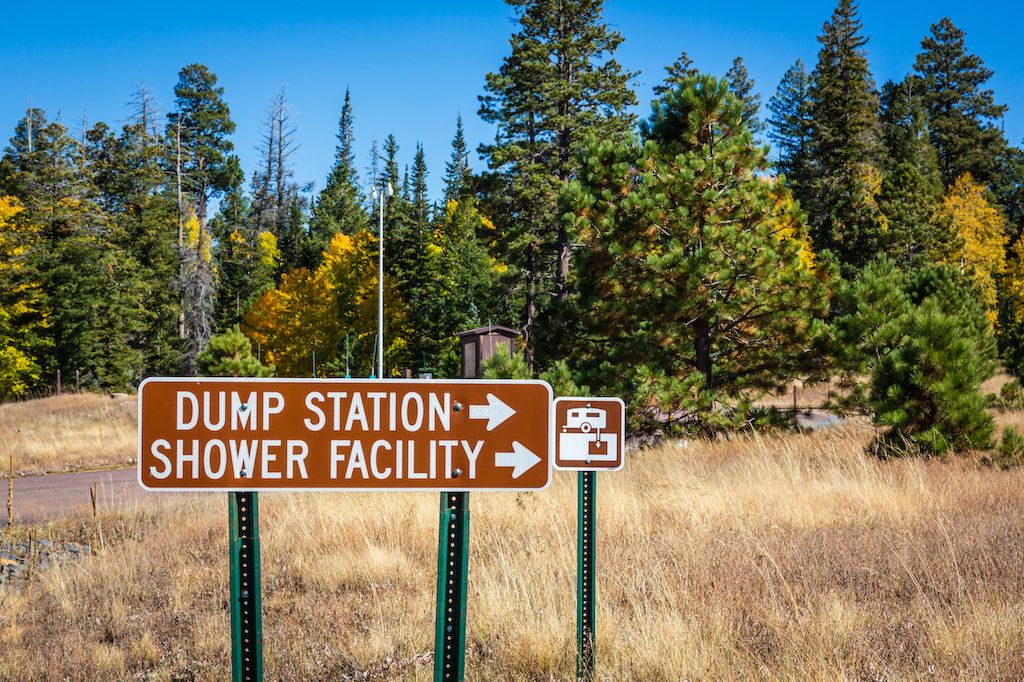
[198,325,275,378]
[988,426,1024,470]
[1000,379,1024,410]
[870,301,995,456]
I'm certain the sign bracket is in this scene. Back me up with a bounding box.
[229,491,263,682]
[434,490,470,681]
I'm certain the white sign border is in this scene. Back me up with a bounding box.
[552,396,626,472]
[137,376,554,493]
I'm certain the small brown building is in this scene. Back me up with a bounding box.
[455,325,520,379]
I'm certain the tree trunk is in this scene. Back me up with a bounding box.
[523,240,538,372]
[694,315,713,390]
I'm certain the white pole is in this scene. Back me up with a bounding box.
[377,188,385,379]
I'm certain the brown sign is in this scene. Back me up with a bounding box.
[138,378,552,491]
[553,397,625,471]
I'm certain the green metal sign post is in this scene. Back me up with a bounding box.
[434,491,470,681]
[577,471,596,682]
[229,491,263,682]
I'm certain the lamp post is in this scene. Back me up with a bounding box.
[371,182,393,379]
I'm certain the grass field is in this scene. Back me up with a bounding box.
[0,393,136,476]
[3,407,1024,680]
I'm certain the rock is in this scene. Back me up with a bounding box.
[38,538,53,549]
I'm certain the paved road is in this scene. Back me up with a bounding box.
[1,468,148,523]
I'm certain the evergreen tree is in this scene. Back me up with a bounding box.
[565,75,833,432]
[310,88,368,246]
[913,18,1007,186]
[806,0,886,270]
[168,64,243,375]
[410,143,430,228]
[768,59,813,194]
[877,79,949,264]
[871,299,995,455]
[833,256,997,416]
[442,114,472,204]
[479,0,637,362]
[726,56,763,135]
[652,51,699,96]
[994,145,1024,241]
[199,325,274,377]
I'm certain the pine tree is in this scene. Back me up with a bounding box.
[768,59,813,194]
[199,325,274,377]
[652,51,699,96]
[565,74,833,432]
[877,79,949,264]
[913,18,1007,186]
[833,256,998,417]
[870,299,995,455]
[310,88,368,247]
[479,0,637,362]
[726,56,763,135]
[994,145,1024,241]
[442,114,472,204]
[168,64,243,375]
[806,0,885,270]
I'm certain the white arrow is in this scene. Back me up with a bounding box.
[495,441,541,479]
[468,393,516,431]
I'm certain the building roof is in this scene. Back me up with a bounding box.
[454,324,521,338]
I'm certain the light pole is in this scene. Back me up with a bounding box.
[371,182,393,379]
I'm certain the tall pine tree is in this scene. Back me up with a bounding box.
[479,0,637,362]
[913,18,1007,187]
[768,60,813,194]
[726,56,763,135]
[310,88,368,250]
[168,64,243,375]
[806,0,886,270]
[442,114,472,204]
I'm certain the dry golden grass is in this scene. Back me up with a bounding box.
[0,393,136,475]
[3,421,1024,680]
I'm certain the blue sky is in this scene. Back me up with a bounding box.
[2,1,1022,202]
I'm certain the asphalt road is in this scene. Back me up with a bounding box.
[1,468,148,523]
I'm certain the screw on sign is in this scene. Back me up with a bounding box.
[553,396,627,682]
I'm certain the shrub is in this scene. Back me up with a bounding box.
[987,426,1024,470]
[870,301,995,455]
[1000,379,1023,410]
[198,325,274,378]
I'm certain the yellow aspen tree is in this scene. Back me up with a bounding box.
[0,196,49,397]
[935,173,1008,322]
[244,230,409,376]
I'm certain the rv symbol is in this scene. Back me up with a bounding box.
[563,407,607,434]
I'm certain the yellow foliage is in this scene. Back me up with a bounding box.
[0,196,46,397]
[936,173,1008,322]
[245,230,410,376]
[860,163,888,233]
[767,183,817,272]
[257,231,281,270]
[183,212,212,262]
[1003,238,1024,326]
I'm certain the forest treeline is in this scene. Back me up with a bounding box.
[1,0,1023,452]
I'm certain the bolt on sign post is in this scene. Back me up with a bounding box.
[553,397,626,682]
[138,377,552,680]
